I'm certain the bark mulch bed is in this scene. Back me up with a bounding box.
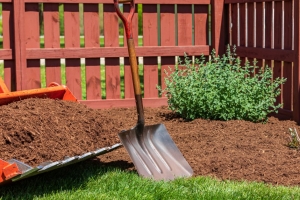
[1,98,300,186]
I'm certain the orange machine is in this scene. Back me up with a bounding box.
[0,77,78,183]
[0,77,77,106]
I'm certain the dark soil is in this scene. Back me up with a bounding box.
[1,98,300,186]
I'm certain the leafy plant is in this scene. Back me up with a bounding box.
[287,128,300,149]
[158,47,286,122]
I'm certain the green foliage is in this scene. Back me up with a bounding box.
[158,47,286,122]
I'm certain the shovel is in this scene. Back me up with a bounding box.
[114,0,193,180]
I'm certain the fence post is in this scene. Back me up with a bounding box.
[211,0,226,55]
[13,0,26,91]
[294,0,300,123]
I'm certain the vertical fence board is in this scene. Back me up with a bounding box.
[255,2,264,72]
[143,4,158,98]
[13,0,26,91]
[265,2,272,68]
[84,4,101,100]
[177,5,192,46]
[283,0,293,111]
[160,4,175,95]
[273,1,282,105]
[211,0,225,55]
[247,2,255,73]
[195,4,208,47]
[294,0,300,122]
[44,3,61,86]
[239,3,246,64]
[2,3,15,91]
[123,4,138,99]
[104,4,120,99]
[64,3,81,99]
[231,4,238,46]
[24,3,41,90]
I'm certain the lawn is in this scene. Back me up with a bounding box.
[0,160,299,200]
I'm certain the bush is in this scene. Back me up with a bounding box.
[158,47,286,122]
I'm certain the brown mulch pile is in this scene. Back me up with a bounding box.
[1,98,300,186]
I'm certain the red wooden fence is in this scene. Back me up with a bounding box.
[0,0,299,123]
[0,0,219,108]
[224,0,297,121]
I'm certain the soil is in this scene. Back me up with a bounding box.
[1,98,300,186]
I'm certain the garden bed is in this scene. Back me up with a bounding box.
[1,98,300,186]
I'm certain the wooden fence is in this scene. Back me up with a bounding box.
[224,0,298,121]
[0,0,224,108]
[0,0,299,122]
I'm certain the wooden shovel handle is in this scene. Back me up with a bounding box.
[114,0,145,125]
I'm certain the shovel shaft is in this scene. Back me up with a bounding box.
[127,39,145,126]
[114,0,145,126]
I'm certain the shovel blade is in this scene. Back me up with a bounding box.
[118,124,193,180]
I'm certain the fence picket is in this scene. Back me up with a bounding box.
[177,5,192,46]
[273,1,283,105]
[84,4,101,100]
[24,3,40,90]
[247,2,255,75]
[255,2,264,73]
[265,2,272,68]
[44,3,61,86]
[143,4,158,98]
[283,0,293,111]
[160,4,175,96]
[104,4,120,99]
[2,3,15,91]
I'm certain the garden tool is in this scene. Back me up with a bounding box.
[114,0,193,180]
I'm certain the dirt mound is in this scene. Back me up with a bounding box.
[1,98,300,186]
[0,98,123,166]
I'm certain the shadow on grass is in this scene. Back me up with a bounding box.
[0,158,136,200]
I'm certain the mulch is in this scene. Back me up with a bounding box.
[1,98,300,186]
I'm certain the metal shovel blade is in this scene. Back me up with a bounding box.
[119,124,193,180]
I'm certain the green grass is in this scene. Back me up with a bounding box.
[0,160,299,200]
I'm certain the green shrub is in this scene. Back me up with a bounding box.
[158,47,286,122]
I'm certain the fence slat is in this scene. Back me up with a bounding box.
[273,1,283,105]
[283,0,293,111]
[143,4,158,98]
[104,4,120,99]
[239,3,246,64]
[211,0,225,54]
[64,3,81,99]
[265,1,272,68]
[24,3,40,90]
[231,4,238,46]
[44,3,61,86]
[194,5,208,46]
[160,4,175,95]
[255,2,264,72]
[84,4,101,100]
[294,0,300,122]
[177,5,192,46]
[2,3,15,91]
[124,4,138,99]
[247,2,255,74]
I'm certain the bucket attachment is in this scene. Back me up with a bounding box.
[0,77,124,185]
[0,77,77,106]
